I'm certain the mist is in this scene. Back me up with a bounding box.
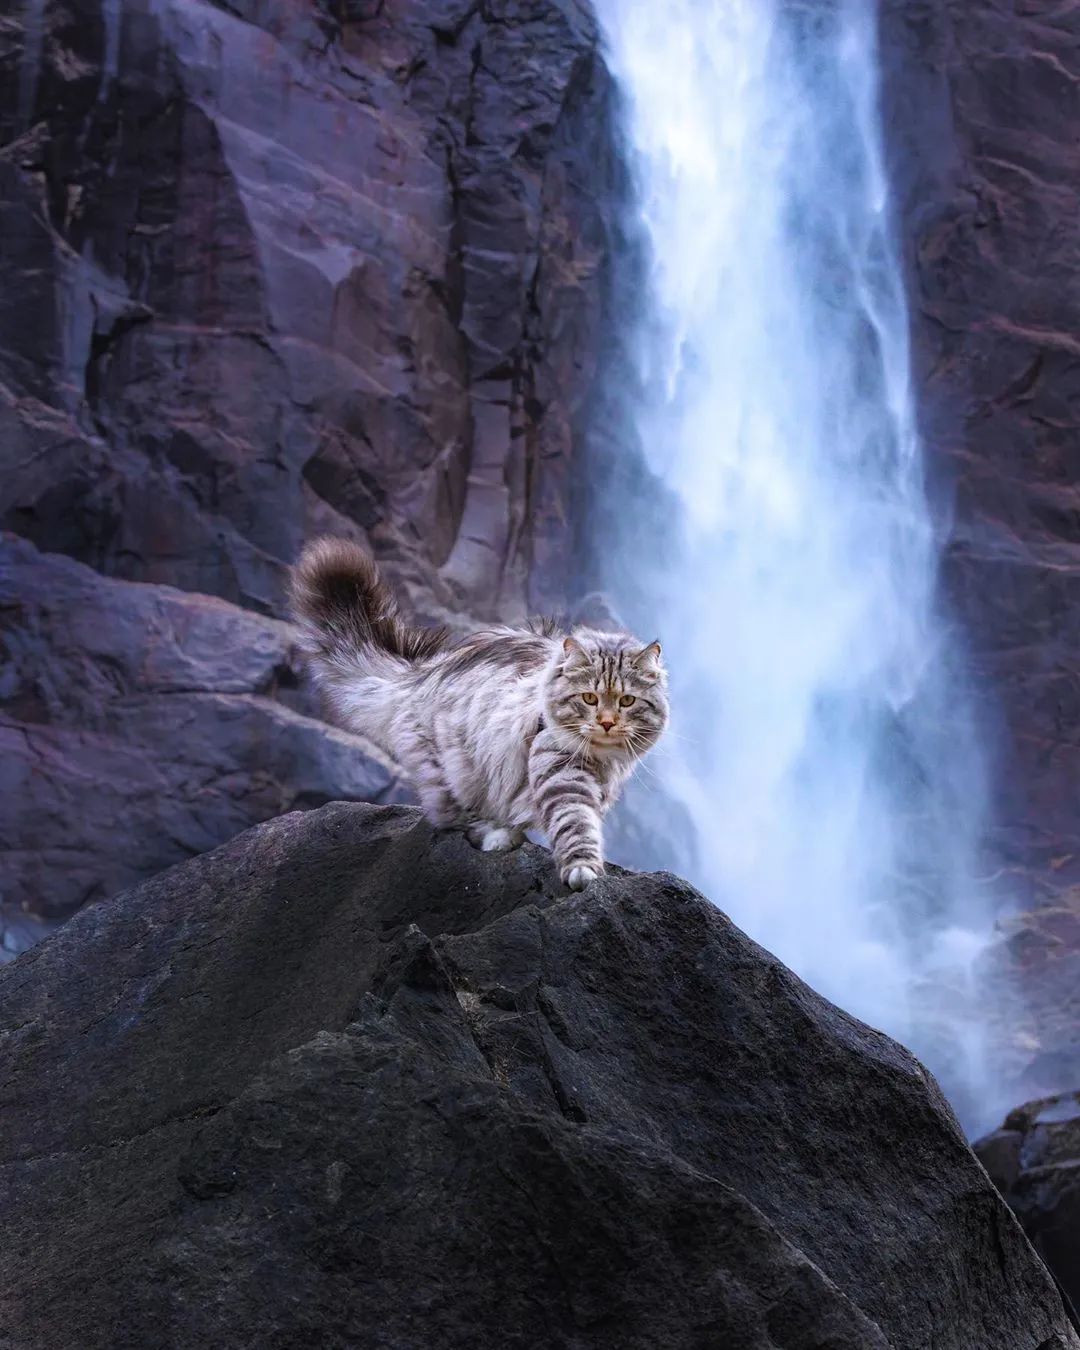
[592,0,1013,1135]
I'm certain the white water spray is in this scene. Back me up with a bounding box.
[595,1,1007,1131]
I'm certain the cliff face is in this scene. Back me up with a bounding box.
[5,0,1080,1000]
[880,1,1080,903]
[2,803,1075,1349]
[0,0,620,947]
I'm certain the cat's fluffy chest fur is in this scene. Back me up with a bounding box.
[290,539,668,889]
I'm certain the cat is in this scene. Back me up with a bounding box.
[289,538,669,890]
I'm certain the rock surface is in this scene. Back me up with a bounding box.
[0,531,405,947]
[880,1,1080,902]
[4,0,1080,1148]
[1,802,1076,1349]
[0,0,612,617]
[982,887,1080,1104]
[0,0,621,940]
[976,1090,1080,1325]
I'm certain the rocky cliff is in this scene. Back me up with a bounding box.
[876,4,1080,1134]
[880,1,1080,904]
[0,0,621,951]
[5,0,1080,1173]
[1,802,1076,1349]
[5,0,1080,950]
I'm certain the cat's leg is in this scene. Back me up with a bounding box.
[528,734,604,890]
[403,738,464,829]
[418,780,464,829]
[465,822,525,853]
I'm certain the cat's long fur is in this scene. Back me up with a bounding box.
[289,538,668,889]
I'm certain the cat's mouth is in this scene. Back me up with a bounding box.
[587,729,629,750]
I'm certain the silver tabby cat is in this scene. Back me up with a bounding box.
[290,538,669,889]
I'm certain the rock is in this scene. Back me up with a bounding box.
[979,888,1080,1103]
[879,3,1080,902]
[0,802,1075,1348]
[0,0,615,620]
[0,533,405,948]
[0,0,624,937]
[976,1091,1080,1324]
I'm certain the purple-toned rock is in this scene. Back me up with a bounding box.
[0,533,404,951]
[0,0,622,932]
[980,887,1080,1104]
[880,2,1080,901]
[0,0,614,618]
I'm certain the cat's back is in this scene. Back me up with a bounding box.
[422,623,555,804]
[433,621,558,686]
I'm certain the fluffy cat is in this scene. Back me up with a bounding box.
[289,538,668,889]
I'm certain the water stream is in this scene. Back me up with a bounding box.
[594,0,1008,1133]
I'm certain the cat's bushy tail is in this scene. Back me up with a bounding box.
[289,539,448,680]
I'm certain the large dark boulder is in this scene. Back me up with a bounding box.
[977,1090,1080,1324]
[0,803,1075,1348]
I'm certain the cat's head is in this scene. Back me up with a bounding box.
[545,629,668,758]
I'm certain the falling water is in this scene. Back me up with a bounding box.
[593,1,1007,1131]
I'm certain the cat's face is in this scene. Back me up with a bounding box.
[546,631,668,757]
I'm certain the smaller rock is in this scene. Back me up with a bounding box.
[976,1091,1080,1323]
[0,904,51,965]
[0,534,406,935]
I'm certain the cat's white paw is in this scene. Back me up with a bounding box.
[564,864,601,891]
[480,827,519,853]
[466,823,521,853]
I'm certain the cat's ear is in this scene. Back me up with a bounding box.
[562,636,588,667]
[633,640,662,669]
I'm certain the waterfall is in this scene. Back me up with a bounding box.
[593,0,1008,1132]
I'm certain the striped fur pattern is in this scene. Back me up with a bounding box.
[290,538,668,889]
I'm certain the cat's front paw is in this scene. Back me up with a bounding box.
[563,863,602,891]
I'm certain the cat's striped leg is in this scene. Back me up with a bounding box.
[403,735,463,828]
[529,734,605,890]
[418,777,463,828]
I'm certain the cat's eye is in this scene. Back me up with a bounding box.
[581,692,598,705]
[619,695,636,708]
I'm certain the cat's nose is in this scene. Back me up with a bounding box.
[598,716,616,732]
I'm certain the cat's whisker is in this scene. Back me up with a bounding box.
[625,757,660,787]
[638,740,679,759]
[627,752,662,782]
